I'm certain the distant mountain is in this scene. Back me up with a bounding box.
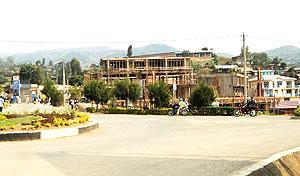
[265,45,300,64]
[0,44,177,67]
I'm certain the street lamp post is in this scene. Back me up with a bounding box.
[62,60,66,106]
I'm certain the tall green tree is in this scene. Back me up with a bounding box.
[251,52,270,69]
[41,77,63,106]
[112,78,141,108]
[31,66,45,85]
[54,58,83,86]
[84,80,111,110]
[189,83,215,108]
[147,82,171,108]
[127,45,133,58]
[19,64,35,84]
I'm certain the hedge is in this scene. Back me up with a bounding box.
[190,106,235,116]
[93,106,234,116]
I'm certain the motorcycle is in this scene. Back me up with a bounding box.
[168,103,189,116]
[233,103,256,117]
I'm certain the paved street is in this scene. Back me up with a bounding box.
[1,112,300,175]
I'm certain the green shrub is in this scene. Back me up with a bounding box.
[0,115,7,121]
[104,108,168,115]
[191,106,235,116]
[86,107,96,113]
[295,107,300,116]
[144,109,169,115]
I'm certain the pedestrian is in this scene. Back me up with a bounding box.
[69,98,75,109]
[0,96,5,113]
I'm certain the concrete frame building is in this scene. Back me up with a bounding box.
[84,55,196,100]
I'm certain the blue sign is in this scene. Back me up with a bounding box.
[12,80,20,96]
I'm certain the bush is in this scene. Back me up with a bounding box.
[295,107,300,116]
[86,107,96,113]
[189,83,216,108]
[144,109,169,115]
[103,108,168,115]
[0,115,7,121]
[191,106,235,116]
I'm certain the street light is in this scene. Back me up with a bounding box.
[54,59,66,107]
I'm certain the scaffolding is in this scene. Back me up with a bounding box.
[84,56,196,100]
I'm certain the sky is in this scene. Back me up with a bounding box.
[0,0,300,55]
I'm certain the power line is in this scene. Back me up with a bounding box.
[248,36,300,45]
[0,35,239,44]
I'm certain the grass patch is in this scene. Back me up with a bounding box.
[0,116,42,127]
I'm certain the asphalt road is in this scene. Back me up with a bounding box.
[1,113,300,176]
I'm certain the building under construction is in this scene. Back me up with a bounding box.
[84,54,198,101]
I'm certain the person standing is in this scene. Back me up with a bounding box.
[0,96,5,112]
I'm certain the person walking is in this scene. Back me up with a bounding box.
[0,96,5,112]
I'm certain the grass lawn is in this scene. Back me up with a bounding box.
[0,116,42,127]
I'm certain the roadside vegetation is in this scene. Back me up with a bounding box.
[0,110,90,131]
[295,107,300,116]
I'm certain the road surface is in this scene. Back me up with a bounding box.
[1,112,300,175]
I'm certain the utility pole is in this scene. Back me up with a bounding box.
[62,60,66,107]
[243,33,248,104]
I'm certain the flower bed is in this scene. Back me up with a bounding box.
[0,110,90,132]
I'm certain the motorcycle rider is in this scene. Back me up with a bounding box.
[177,97,185,115]
[245,97,256,112]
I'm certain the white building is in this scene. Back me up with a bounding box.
[249,75,300,98]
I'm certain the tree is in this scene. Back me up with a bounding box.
[0,84,3,93]
[69,58,82,76]
[112,78,141,108]
[41,77,63,106]
[31,66,45,85]
[19,63,45,85]
[19,64,35,84]
[189,83,215,108]
[280,62,287,70]
[251,52,270,69]
[147,82,171,108]
[84,80,111,111]
[127,45,133,58]
[69,75,83,86]
[68,86,82,101]
[0,75,8,84]
[212,55,219,65]
[54,58,83,86]
[240,46,251,60]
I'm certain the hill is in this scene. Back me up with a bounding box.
[1,44,177,67]
[265,45,300,64]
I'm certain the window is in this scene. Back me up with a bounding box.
[263,82,269,88]
[277,81,282,88]
[287,81,292,88]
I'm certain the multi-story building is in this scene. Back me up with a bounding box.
[249,75,300,99]
[253,70,275,76]
[84,56,196,100]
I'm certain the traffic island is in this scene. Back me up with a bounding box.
[0,110,99,141]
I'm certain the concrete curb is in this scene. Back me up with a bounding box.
[236,145,300,176]
[0,122,99,141]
